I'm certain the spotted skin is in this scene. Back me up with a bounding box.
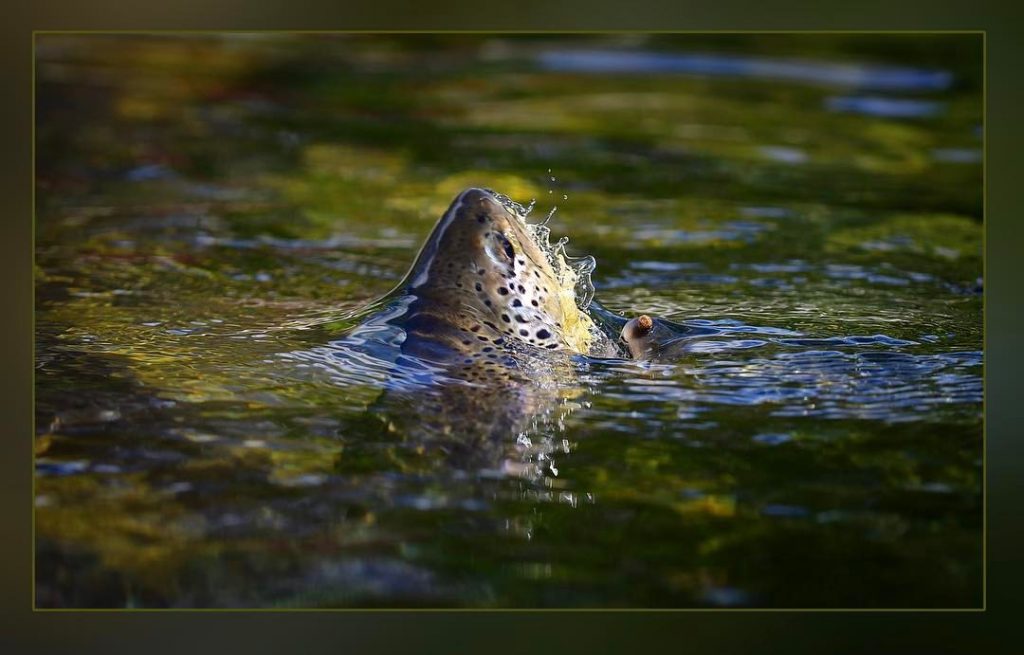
[291,189,625,469]
[325,188,595,469]
[394,188,579,382]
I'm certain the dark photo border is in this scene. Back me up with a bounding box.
[5,2,1021,653]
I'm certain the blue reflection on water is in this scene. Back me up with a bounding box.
[825,95,944,118]
[538,50,953,91]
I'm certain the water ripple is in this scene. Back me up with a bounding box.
[600,346,981,422]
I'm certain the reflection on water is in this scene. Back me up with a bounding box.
[35,33,981,608]
[537,49,954,90]
[825,95,944,119]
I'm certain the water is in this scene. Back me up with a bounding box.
[34,34,982,608]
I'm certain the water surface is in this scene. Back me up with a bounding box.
[35,33,982,608]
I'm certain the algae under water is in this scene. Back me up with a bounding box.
[34,34,982,608]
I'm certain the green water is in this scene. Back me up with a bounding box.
[34,34,982,608]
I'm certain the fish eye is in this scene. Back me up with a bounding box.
[497,233,515,260]
[483,231,517,267]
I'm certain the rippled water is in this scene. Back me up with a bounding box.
[34,34,982,608]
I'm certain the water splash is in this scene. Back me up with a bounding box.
[489,188,602,354]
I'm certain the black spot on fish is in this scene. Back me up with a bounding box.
[502,314,511,323]
[531,300,539,307]
[519,329,529,336]
[515,315,527,323]
[536,329,551,339]
[498,287,508,295]
[475,282,482,291]
[517,284,526,293]
[545,343,558,349]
